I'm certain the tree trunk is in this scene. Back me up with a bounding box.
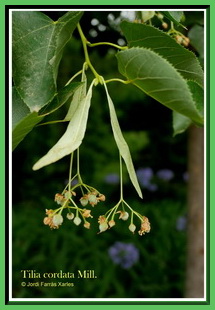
[185,125,204,298]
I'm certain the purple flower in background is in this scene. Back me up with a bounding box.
[176,216,187,231]
[156,169,174,181]
[136,167,158,191]
[147,183,158,192]
[104,173,119,184]
[136,167,153,187]
[108,242,139,269]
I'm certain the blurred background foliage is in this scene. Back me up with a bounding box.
[12,10,204,298]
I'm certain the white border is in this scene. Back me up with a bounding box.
[204,8,207,301]
[9,7,207,303]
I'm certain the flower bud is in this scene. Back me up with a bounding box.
[67,213,74,220]
[80,197,88,207]
[54,193,65,205]
[108,220,116,228]
[73,216,81,226]
[88,194,98,206]
[138,216,151,235]
[182,37,190,47]
[52,214,63,226]
[98,215,106,224]
[64,191,71,200]
[82,209,93,218]
[43,217,51,225]
[117,211,129,221]
[176,35,183,44]
[122,212,129,221]
[84,222,90,229]
[98,194,106,202]
[162,22,168,29]
[99,222,109,233]
[129,223,136,233]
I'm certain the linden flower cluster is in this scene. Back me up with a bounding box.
[168,28,190,47]
[97,202,151,236]
[172,33,190,47]
[155,12,190,48]
[43,187,106,230]
[80,191,105,207]
[43,187,151,236]
[42,150,150,236]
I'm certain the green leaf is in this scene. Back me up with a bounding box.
[12,81,82,150]
[120,21,203,87]
[39,82,83,116]
[162,11,187,29]
[188,24,204,58]
[187,80,204,117]
[32,80,95,171]
[12,11,83,112]
[12,87,30,130]
[13,113,44,151]
[12,87,44,151]
[116,47,203,126]
[172,79,204,136]
[173,111,191,136]
[103,81,142,199]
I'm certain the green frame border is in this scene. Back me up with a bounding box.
[1,1,214,309]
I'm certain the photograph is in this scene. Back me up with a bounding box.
[6,4,211,306]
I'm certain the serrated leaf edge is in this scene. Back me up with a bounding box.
[120,21,203,88]
[117,46,203,124]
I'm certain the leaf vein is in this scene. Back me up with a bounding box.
[13,24,52,45]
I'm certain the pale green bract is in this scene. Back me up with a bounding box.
[103,79,143,199]
[32,79,95,171]
[64,70,87,121]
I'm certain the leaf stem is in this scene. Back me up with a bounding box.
[87,41,128,50]
[77,23,102,84]
[105,78,131,84]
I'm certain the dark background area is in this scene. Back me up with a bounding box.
[12,10,204,298]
